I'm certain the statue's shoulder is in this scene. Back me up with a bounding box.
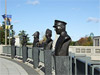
[61,31,66,36]
[61,31,71,42]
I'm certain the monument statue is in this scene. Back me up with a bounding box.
[22,35,27,46]
[32,31,40,47]
[22,35,28,62]
[11,37,15,46]
[53,20,71,56]
[11,37,16,59]
[43,29,53,50]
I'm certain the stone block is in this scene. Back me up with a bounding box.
[55,56,70,75]
[44,50,52,75]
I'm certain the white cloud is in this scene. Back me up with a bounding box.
[13,20,20,24]
[87,17,100,23]
[27,0,40,5]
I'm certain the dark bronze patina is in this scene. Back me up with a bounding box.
[32,31,40,47]
[11,37,15,46]
[43,29,53,50]
[53,20,71,56]
[22,35,27,46]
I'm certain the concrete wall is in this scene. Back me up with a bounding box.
[0,45,5,54]
[69,46,100,60]
[93,36,100,46]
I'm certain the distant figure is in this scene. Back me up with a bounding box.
[22,35,27,46]
[43,29,53,50]
[11,37,15,46]
[53,20,71,56]
[32,31,40,47]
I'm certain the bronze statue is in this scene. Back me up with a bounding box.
[32,31,40,47]
[53,20,71,56]
[43,29,53,50]
[22,35,27,46]
[11,37,15,46]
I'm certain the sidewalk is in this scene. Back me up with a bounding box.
[0,57,39,75]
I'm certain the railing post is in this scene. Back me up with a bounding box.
[85,58,88,75]
[55,56,70,75]
[74,57,77,75]
[22,46,28,63]
[70,56,72,75]
[32,47,39,68]
[44,50,52,75]
[11,45,16,59]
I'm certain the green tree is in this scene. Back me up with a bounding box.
[0,26,5,44]
[18,30,30,45]
[70,41,76,46]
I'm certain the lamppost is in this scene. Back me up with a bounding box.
[0,30,1,44]
[5,0,7,45]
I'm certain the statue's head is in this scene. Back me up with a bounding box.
[33,31,40,39]
[45,29,52,39]
[53,20,67,34]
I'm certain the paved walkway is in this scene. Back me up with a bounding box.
[0,57,28,75]
[0,57,39,75]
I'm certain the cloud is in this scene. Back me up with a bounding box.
[87,17,100,23]
[26,0,40,5]
[0,23,2,26]
[13,20,20,24]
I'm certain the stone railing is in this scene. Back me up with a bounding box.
[69,46,100,60]
[0,45,100,75]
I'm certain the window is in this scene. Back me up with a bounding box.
[95,39,99,46]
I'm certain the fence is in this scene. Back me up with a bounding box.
[69,46,100,60]
[1,45,100,75]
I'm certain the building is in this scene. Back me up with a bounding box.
[15,35,21,46]
[93,36,100,46]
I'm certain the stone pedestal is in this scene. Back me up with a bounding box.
[44,50,52,75]
[32,47,39,68]
[11,46,16,59]
[55,56,70,75]
[22,46,28,63]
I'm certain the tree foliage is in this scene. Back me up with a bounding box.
[70,36,93,46]
[77,36,93,46]
[0,26,5,44]
[18,30,30,45]
[0,21,15,45]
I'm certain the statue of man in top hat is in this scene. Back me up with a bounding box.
[43,29,53,50]
[32,31,40,47]
[53,20,71,56]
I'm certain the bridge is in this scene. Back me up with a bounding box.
[0,45,100,75]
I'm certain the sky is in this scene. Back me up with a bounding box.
[0,0,100,42]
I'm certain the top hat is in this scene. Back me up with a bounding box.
[53,20,67,28]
